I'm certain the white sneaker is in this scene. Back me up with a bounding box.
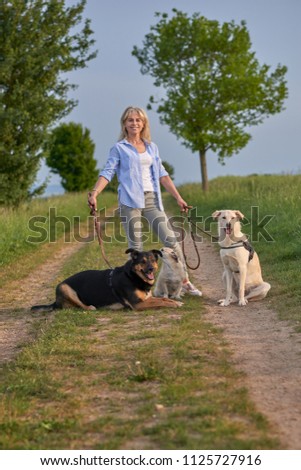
[181,281,202,297]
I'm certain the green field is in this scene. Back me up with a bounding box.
[0,175,300,449]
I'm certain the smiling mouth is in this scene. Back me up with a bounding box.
[224,225,232,235]
[143,271,154,281]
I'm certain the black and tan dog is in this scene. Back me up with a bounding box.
[31,249,183,312]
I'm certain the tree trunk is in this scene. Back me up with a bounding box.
[199,149,209,192]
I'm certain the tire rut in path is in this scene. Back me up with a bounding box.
[0,242,83,365]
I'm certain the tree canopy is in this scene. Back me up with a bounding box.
[0,0,97,206]
[132,9,288,190]
[46,122,99,192]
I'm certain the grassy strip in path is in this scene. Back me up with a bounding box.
[0,241,280,449]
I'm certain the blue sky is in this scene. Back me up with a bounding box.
[38,0,301,190]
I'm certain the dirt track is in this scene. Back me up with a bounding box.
[0,236,300,449]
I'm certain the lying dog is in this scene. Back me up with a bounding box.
[31,249,183,312]
[212,210,271,306]
[153,247,186,300]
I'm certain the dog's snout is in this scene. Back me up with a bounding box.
[225,222,232,236]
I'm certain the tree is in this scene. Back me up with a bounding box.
[0,0,97,206]
[162,160,175,180]
[132,9,288,191]
[46,122,99,192]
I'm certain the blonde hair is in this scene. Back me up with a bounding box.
[118,106,151,142]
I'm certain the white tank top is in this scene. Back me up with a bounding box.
[139,151,154,192]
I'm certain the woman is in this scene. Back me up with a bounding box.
[88,106,201,296]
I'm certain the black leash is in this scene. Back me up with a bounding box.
[187,216,219,242]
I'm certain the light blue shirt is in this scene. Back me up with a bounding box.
[100,139,169,211]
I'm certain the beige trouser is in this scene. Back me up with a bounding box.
[120,191,188,276]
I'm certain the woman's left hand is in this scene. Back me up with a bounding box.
[176,197,191,213]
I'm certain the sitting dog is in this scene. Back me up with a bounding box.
[31,249,183,312]
[153,247,186,300]
[212,210,271,306]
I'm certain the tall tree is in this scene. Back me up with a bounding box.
[132,9,288,191]
[46,122,98,192]
[0,0,97,206]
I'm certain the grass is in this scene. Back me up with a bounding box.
[0,296,278,449]
[0,190,117,269]
[0,190,117,287]
[1,174,300,449]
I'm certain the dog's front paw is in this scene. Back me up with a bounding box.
[161,298,183,307]
[171,295,183,301]
[217,298,230,307]
[238,298,248,306]
[87,305,97,311]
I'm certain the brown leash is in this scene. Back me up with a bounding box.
[180,206,221,270]
[181,206,201,270]
[89,199,113,269]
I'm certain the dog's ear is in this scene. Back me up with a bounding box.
[235,211,244,220]
[212,210,221,219]
[170,251,179,262]
[125,248,139,260]
[151,249,163,259]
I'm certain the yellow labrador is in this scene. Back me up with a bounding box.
[212,210,271,306]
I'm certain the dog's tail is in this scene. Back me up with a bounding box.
[31,302,57,313]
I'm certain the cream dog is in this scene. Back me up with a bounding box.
[212,210,271,306]
[153,247,186,300]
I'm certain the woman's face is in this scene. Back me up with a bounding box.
[124,112,144,139]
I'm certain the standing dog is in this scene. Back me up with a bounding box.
[153,247,186,300]
[31,249,183,312]
[212,210,271,306]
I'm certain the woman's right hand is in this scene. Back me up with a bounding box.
[88,192,97,213]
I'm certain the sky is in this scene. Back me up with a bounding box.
[38,0,301,191]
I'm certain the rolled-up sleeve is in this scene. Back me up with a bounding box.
[158,160,169,178]
[99,145,120,182]
[151,143,169,178]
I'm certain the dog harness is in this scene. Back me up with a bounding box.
[107,269,133,309]
[220,239,255,262]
